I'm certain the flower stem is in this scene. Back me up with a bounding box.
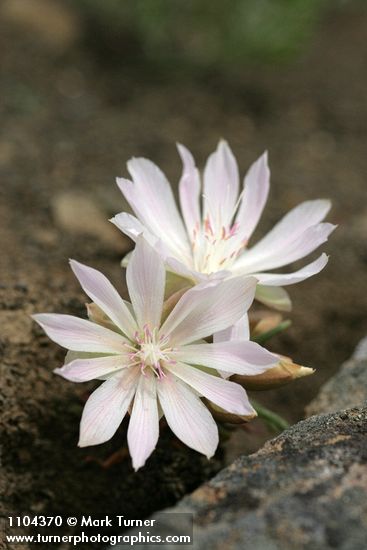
[252,320,292,344]
[252,400,290,433]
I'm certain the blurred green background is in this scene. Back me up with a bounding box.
[74,0,336,68]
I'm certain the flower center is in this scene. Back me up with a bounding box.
[127,325,174,379]
[191,217,247,274]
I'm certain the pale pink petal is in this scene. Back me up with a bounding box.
[69,260,137,339]
[235,222,335,273]
[255,285,292,311]
[177,143,201,239]
[235,198,332,271]
[78,367,140,447]
[111,213,173,264]
[157,372,218,458]
[127,373,159,471]
[170,341,277,375]
[63,350,101,364]
[32,313,128,353]
[123,158,191,260]
[213,313,250,378]
[254,199,331,249]
[203,140,239,228]
[165,256,230,285]
[165,362,255,415]
[214,313,250,343]
[254,253,329,286]
[165,255,203,283]
[235,152,270,241]
[110,211,147,242]
[161,276,257,346]
[55,355,129,383]
[115,177,143,219]
[126,236,165,329]
[116,175,186,259]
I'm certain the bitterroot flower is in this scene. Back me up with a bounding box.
[33,237,276,470]
[112,140,336,310]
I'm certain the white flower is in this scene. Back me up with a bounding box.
[111,140,336,310]
[33,237,276,470]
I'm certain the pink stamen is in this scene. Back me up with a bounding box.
[143,324,152,339]
[155,363,166,379]
[229,222,239,237]
[204,217,214,236]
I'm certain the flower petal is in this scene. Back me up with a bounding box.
[235,152,270,241]
[127,373,159,471]
[177,143,201,239]
[254,253,329,286]
[236,222,335,273]
[213,313,250,343]
[126,236,165,329]
[157,372,218,458]
[69,260,137,339]
[110,211,147,241]
[255,199,331,249]
[235,198,333,271]
[161,276,257,345]
[32,313,128,353]
[119,158,191,260]
[203,140,239,228]
[171,341,277,375]
[213,314,250,378]
[55,354,129,383]
[165,256,230,286]
[165,362,255,416]
[78,367,140,447]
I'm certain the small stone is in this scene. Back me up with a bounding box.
[52,191,131,253]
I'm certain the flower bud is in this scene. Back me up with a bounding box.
[251,313,283,337]
[231,356,314,391]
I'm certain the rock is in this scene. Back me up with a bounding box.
[117,408,366,550]
[52,191,131,253]
[306,336,367,416]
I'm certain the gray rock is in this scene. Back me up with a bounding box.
[115,407,366,550]
[306,335,367,416]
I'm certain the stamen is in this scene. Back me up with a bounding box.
[229,222,239,237]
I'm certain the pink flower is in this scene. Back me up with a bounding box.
[33,237,276,470]
[111,141,336,310]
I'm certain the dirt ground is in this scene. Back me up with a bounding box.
[1,2,367,545]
